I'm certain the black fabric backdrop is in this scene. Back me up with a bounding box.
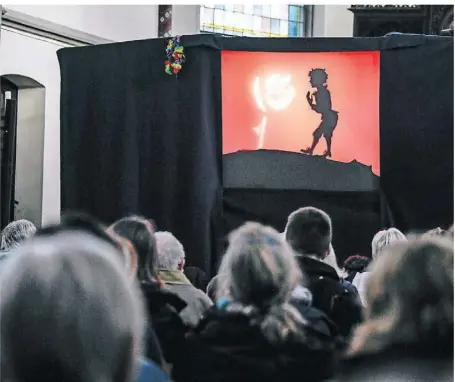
[58,34,453,275]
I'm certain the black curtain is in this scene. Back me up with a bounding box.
[58,38,222,275]
[380,36,454,231]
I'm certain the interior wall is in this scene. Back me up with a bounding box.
[0,29,65,225]
[1,6,161,225]
[171,5,200,36]
[313,5,354,37]
[5,5,159,41]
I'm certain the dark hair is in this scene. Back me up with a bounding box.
[109,216,157,282]
[309,68,328,85]
[36,213,118,250]
[284,207,332,258]
[343,255,370,273]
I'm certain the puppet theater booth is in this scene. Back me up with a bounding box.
[58,34,453,275]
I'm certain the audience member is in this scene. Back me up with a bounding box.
[155,231,212,327]
[285,207,362,341]
[0,231,149,382]
[341,236,453,381]
[352,228,407,306]
[110,216,188,367]
[1,219,36,252]
[173,222,337,382]
[35,214,167,369]
[184,266,210,291]
[36,214,138,274]
[343,255,370,283]
[422,227,445,238]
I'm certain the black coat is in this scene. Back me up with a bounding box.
[173,305,337,382]
[296,256,363,340]
[338,342,453,381]
[140,282,188,366]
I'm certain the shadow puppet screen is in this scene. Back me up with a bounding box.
[221,50,380,189]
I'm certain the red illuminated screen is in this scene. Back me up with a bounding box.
[221,51,380,175]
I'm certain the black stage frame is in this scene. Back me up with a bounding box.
[58,34,453,275]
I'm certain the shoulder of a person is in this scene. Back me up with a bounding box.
[194,288,213,306]
[137,359,170,382]
[313,274,351,294]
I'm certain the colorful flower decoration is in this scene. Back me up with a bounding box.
[165,35,185,77]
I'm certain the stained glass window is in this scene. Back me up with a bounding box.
[200,4,308,37]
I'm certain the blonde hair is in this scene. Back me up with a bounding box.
[217,222,306,344]
[371,228,407,259]
[349,236,453,355]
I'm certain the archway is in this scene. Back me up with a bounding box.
[1,74,45,229]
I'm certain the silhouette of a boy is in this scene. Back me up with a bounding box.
[301,68,338,157]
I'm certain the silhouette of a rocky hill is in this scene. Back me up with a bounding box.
[223,150,379,191]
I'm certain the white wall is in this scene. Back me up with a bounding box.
[1,29,66,225]
[1,5,160,225]
[313,5,354,37]
[171,5,200,36]
[6,5,159,41]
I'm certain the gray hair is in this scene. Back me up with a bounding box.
[217,222,306,344]
[0,232,146,382]
[155,231,185,270]
[1,219,36,250]
[372,228,407,259]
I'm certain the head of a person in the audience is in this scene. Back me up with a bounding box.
[371,228,407,259]
[349,236,453,355]
[284,206,332,259]
[217,222,306,343]
[1,219,36,251]
[109,216,158,283]
[343,255,370,274]
[36,213,135,274]
[422,226,446,239]
[0,231,146,382]
[155,231,185,271]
